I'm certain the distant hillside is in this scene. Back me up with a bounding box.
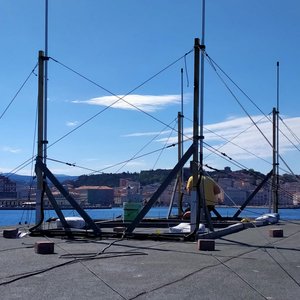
[3,173,78,184]
[4,168,298,189]
[73,169,172,187]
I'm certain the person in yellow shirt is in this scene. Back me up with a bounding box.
[186,175,221,212]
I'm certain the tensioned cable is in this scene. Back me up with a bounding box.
[203,52,273,150]
[203,142,267,185]
[278,154,299,179]
[114,117,178,174]
[47,141,178,175]
[3,64,39,178]
[273,116,300,176]
[204,163,296,221]
[8,123,187,178]
[205,53,269,117]
[204,125,273,165]
[5,157,35,179]
[184,53,190,87]
[279,116,300,150]
[203,144,296,202]
[184,114,279,171]
[202,142,267,180]
[0,63,38,121]
[185,114,296,180]
[204,122,293,176]
[188,52,299,178]
[18,100,39,225]
[47,135,294,203]
[7,51,194,176]
[206,53,300,184]
[26,97,39,203]
[152,119,178,170]
[46,157,105,174]
[206,165,288,208]
[202,51,300,179]
[48,49,193,149]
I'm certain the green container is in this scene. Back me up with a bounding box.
[123,202,142,222]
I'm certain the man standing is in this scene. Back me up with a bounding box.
[186,175,221,212]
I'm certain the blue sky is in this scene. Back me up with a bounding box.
[0,0,300,177]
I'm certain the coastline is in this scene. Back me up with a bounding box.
[0,206,113,210]
[1,219,300,299]
[1,204,299,210]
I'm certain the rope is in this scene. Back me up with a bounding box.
[0,63,38,121]
[279,115,300,145]
[47,49,193,149]
[46,141,178,176]
[115,117,178,174]
[152,119,178,169]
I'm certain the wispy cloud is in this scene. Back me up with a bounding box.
[137,115,300,161]
[66,121,79,127]
[72,94,181,112]
[1,146,21,154]
[122,130,171,137]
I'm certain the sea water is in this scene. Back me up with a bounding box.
[0,206,299,227]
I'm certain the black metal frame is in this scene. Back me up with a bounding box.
[233,170,273,219]
[35,157,101,236]
[125,144,195,234]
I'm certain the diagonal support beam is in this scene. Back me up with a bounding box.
[125,144,195,234]
[44,185,70,229]
[35,157,101,236]
[233,170,272,219]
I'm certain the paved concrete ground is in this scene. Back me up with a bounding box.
[0,220,300,300]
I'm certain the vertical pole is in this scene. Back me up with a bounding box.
[177,111,183,215]
[198,0,206,225]
[190,38,200,232]
[181,67,184,179]
[275,61,280,212]
[36,51,45,225]
[276,62,280,212]
[177,68,184,215]
[272,107,279,213]
[190,0,206,232]
[199,0,205,175]
[44,0,48,164]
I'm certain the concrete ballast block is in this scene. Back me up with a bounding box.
[35,241,55,254]
[113,227,126,233]
[198,239,215,251]
[3,228,19,239]
[269,228,283,238]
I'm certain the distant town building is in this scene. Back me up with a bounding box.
[217,177,233,188]
[42,190,84,208]
[75,186,114,207]
[0,175,17,199]
[223,188,249,206]
[0,175,18,207]
[114,179,142,205]
[292,192,300,205]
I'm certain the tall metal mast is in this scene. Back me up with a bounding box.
[35,0,48,225]
[177,68,184,215]
[272,62,280,213]
[191,0,206,232]
[190,38,200,232]
[44,0,48,163]
[276,62,280,211]
[35,51,45,225]
[199,0,205,174]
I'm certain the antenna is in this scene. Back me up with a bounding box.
[199,0,205,173]
[44,0,48,163]
[272,62,280,213]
